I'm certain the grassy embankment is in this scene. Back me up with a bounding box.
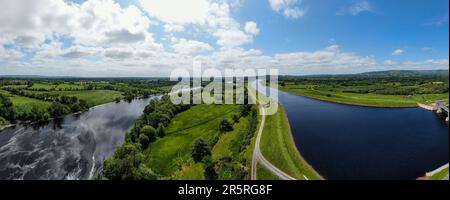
[248,86,322,180]
[256,163,279,180]
[421,166,449,180]
[259,103,323,180]
[279,84,448,107]
[145,104,247,179]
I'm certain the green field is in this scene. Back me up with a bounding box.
[279,84,449,107]
[145,104,240,177]
[29,83,57,90]
[55,84,84,90]
[0,90,51,114]
[259,104,322,180]
[51,90,123,107]
[28,90,123,107]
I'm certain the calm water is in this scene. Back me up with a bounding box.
[257,82,449,180]
[0,98,151,180]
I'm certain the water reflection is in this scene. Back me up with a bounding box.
[0,98,151,180]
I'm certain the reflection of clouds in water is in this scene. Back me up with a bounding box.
[0,98,151,180]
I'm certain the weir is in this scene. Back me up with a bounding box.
[435,100,449,122]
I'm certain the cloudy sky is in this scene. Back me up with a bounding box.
[0,0,448,77]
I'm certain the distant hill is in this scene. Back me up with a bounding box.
[358,70,449,78]
[283,69,449,79]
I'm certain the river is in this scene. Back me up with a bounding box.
[256,81,449,180]
[0,98,151,180]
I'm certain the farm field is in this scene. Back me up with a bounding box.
[145,104,241,177]
[0,90,52,115]
[26,90,123,107]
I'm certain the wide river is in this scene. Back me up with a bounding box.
[257,81,449,180]
[0,98,151,180]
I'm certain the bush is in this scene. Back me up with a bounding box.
[0,117,7,126]
[203,157,217,180]
[232,115,240,123]
[140,125,157,142]
[192,138,211,162]
[219,119,233,133]
[156,124,166,138]
[102,143,156,180]
[139,134,150,149]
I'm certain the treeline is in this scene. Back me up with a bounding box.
[101,95,192,180]
[0,94,88,123]
[0,94,16,123]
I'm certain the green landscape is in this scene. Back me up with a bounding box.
[101,88,269,180]
[276,70,449,107]
[0,78,174,129]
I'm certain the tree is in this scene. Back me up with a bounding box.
[102,143,156,180]
[203,157,217,180]
[0,94,16,120]
[139,134,150,149]
[239,104,252,117]
[219,119,233,133]
[156,124,166,138]
[140,125,156,142]
[232,115,240,123]
[192,138,211,162]
[48,102,69,118]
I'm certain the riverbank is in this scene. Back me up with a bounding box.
[277,86,448,108]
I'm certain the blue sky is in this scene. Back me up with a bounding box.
[0,0,448,76]
[235,0,449,60]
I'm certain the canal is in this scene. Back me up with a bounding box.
[257,81,449,180]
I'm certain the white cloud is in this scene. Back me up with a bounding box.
[214,29,253,48]
[0,46,24,61]
[274,45,377,74]
[139,0,210,24]
[0,0,447,77]
[269,0,305,19]
[337,0,372,16]
[244,21,260,36]
[164,24,185,32]
[171,38,213,55]
[392,49,404,56]
[0,0,157,47]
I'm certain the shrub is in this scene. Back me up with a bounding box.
[192,138,211,162]
[140,125,157,142]
[139,134,150,149]
[219,119,233,133]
